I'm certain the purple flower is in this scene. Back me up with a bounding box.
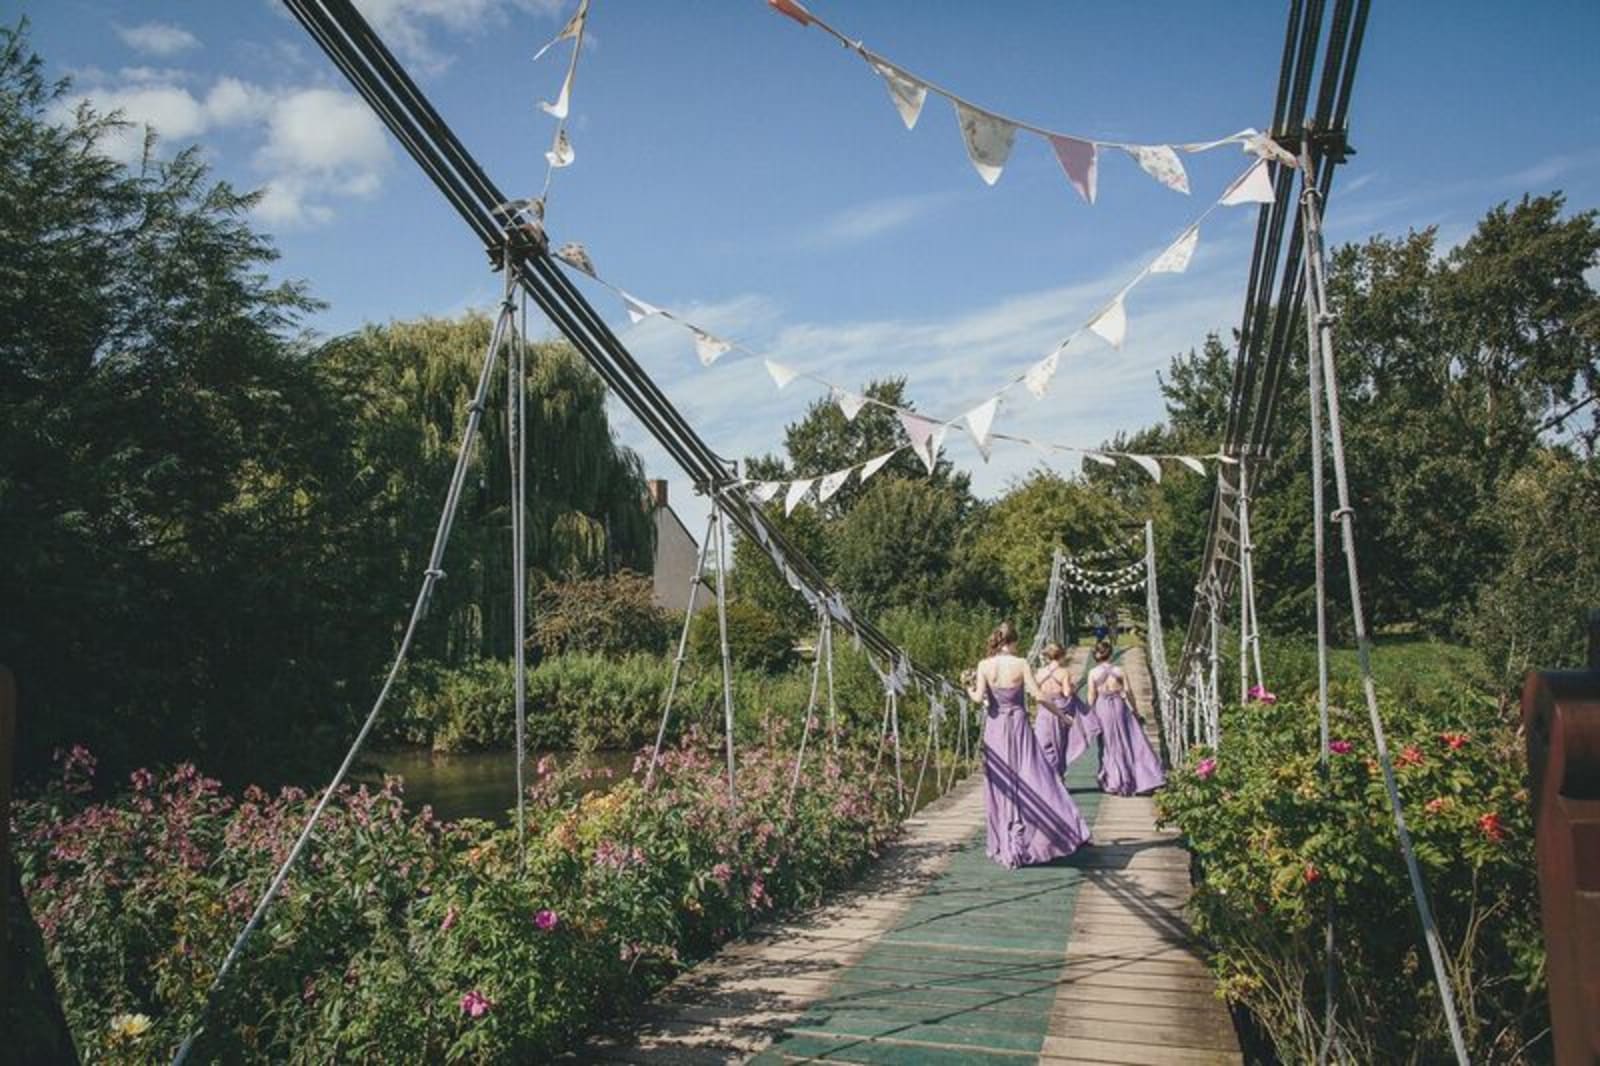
[1194,757,1217,780]
[460,990,492,1018]
[440,905,458,933]
[1328,740,1353,755]
[534,908,559,932]
[710,862,733,886]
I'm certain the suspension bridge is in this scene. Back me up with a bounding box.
[146,1,1515,1063]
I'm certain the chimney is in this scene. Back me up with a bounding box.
[647,479,668,509]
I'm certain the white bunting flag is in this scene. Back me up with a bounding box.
[620,291,661,324]
[1120,454,1163,482]
[898,411,937,450]
[533,0,588,61]
[765,359,800,389]
[965,397,999,460]
[1175,455,1207,475]
[1150,226,1200,274]
[1244,130,1299,167]
[553,242,595,275]
[870,58,928,131]
[919,424,948,474]
[692,328,732,367]
[1221,159,1276,206]
[1089,295,1128,349]
[833,388,869,421]
[785,478,815,516]
[545,127,575,168]
[751,481,783,504]
[818,466,854,503]
[540,70,573,119]
[1025,350,1060,398]
[1124,144,1189,194]
[954,102,1017,186]
[1048,135,1099,204]
[859,450,896,483]
[1084,451,1118,467]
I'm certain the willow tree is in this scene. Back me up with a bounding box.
[318,317,654,665]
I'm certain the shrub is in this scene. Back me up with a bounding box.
[531,570,674,658]
[1157,683,1546,1063]
[688,600,795,673]
[15,740,900,1063]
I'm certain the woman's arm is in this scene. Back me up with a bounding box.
[1022,664,1046,703]
[966,663,989,704]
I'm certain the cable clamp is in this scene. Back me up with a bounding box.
[1316,311,1339,327]
[1330,507,1355,523]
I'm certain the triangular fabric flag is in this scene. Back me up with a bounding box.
[784,564,804,591]
[833,388,869,421]
[859,450,896,482]
[620,291,661,324]
[553,242,595,276]
[691,328,732,367]
[1179,127,1257,153]
[954,101,1017,186]
[965,397,998,460]
[545,127,574,168]
[1124,144,1189,194]
[768,0,813,26]
[1244,130,1299,167]
[897,411,937,449]
[1088,295,1128,349]
[765,359,799,389]
[869,57,928,131]
[751,481,783,504]
[817,466,854,503]
[1120,454,1163,482]
[785,478,814,516]
[1221,159,1276,206]
[918,425,948,474]
[540,68,573,119]
[1175,455,1207,475]
[1048,135,1099,204]
[1150,226,1200,274]
[1024,351,1060,398]
[533,0,588,61]
[1084,451,1118,467]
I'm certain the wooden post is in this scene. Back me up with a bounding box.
[1522,611,1600,1065]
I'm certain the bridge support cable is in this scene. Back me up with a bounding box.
[1236,459,1267,704]
[1299,146,1471,1066]
[644,512,716,792]
[1142,521,1177,759]
[1027,549,1068,664]
[712,506,740,806]
[173,272,522,1066]
[510,288,529,866]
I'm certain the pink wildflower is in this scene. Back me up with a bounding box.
[1247,684,1277,704]
[710,862,733,886]
[1477,812,1505,843]
[1424,797,1449,815]
[1194,757,1217,780]
[440,905,458,933]
[1397,745,1425,768]
[1440,731,1469,751]
[459,990,492,1018]
[534,908,559,932]
[1328,740,1353,755]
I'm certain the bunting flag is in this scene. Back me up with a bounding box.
[1084,451,1118,467]
[955,102,1017,186]
[785,478,815,516]
[545,127,574,168]
[1174,455,1208,475]
[965,397,998,460]
[765,359,800,389]
[621,291,662,324]
[833,388,869,421]
[540,70,573,119]
[1049,135,1098,204]
[859,450,896,482]
[1088,295,1128,349]
[553,241,595,275]
[1243,131,1299,167]
[1123,144,1189,194]
[1221,158,1277,206]
[1119,453,1163,482]
[871,58,928,130]
[818,466,853,502]
[692,328,732,366]
[768,0,814,27]
[1024,350,1059,398]
[898,411,941,472]
[533,0,588,61]
[752,481,783,504]
[1150,226,1199,274]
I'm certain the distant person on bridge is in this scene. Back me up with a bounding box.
[1033,643,1085,776]
[1085,641,1166,796]
[965,622,1091,868]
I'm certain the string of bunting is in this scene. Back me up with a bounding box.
[495,0,589,229]
[1068,532,1143,563]
[764,0,1298,198]
[1064,570,1147,596]
[1063,556,1146,581]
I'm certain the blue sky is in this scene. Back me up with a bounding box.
[19,0,1600,538]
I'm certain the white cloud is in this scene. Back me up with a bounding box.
[115,22,200,58]
[352,0,567,71]
[258,89,390,175]
[254,177,336,228]
[803,192,954,249]
[204,78,275,126]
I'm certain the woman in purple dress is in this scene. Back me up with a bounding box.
[1085,640,1166,796]
[1032,643,1079,775]
[965,622,1091,868]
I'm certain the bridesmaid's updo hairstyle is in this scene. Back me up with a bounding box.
[986,621,1019,657]
[1092,640,1114,662]
[1042,642,1067,663]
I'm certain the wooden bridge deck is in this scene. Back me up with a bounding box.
[581,646,1240,1065]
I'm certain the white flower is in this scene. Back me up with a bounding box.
[109,1013,152,1039]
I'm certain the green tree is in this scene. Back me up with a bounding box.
[833,477,975,615]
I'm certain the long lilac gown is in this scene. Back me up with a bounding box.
[1033,664,1079,776]
[1088,663,1166,796]
[982,679,1091,868]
